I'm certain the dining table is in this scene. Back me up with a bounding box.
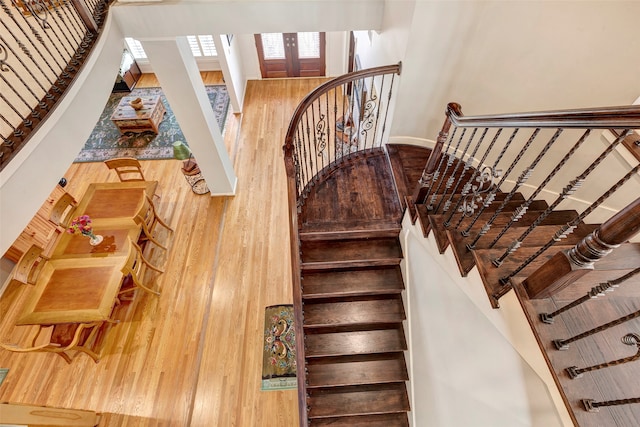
[16,181,158,326]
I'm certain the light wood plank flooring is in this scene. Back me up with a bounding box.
[0,73,328,426]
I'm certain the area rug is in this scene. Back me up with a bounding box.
[261,304,297,391]
[74,85,230,163]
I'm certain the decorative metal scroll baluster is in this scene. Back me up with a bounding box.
[488,130,591,250]
[283,63,401,207]
[492,130,631,267]
[566,333,640,379]
[553,309,640,351]
[427,129,466,210]
[467,129,565,249]
[420,128,457,206]
[460,128,539,237]
[497,162,640,289]
[439,128,487,214]
[1,0,110,169]
[453,129,518,230]
[444,129,501,227]
[433,128,478,213]
[582,396,640,413]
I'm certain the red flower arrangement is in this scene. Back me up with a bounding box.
[67,215,94,237]
[66,215,103,245]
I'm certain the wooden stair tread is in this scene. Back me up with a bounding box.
[309,412,409,427]
[448,223,600,277]
[306,353,408,388]
[429,208,580,254]
[303,298,405,329]
[301,237,402,263]
[307,383,410,418]
[299,228,401,241]
[302,266,404,299]
[305,327,407,358]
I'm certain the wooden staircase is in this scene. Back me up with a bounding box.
[387,143,640,427]
[299,231,410,426]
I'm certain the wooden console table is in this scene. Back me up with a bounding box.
[110,95,165,134]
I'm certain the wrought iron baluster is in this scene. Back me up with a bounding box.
[553,309,640,350]
[434,128,478,213]
[488,130,591,250]
[453,128,519,230]
[441,128,488,214]
[368,74,384,153]
[567,333,640,379]
[444,128,501,227]
[467,128,563,249]
[420,128,457,206]
[461,128,538,236]
[582,396,640,413]
[492,129,631,267]
[498,162,640,288]
[427,128,467,211]
[540,267,640,324]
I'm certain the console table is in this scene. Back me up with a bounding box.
[110,95,166,134]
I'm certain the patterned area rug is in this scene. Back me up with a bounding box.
[74,85,230,163]
[261,304,297,391]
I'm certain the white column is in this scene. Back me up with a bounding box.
[140,37,237,195]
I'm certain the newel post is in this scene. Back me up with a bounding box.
[523,196,640,299]
[408,104,459,222]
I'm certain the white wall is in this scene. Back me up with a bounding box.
[390,1,640,139]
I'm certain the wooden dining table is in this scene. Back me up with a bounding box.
[16,181,158,326]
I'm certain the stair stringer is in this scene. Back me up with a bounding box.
[398,211,573,427]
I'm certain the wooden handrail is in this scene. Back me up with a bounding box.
[523,196,640,299]
[446,103,640,129]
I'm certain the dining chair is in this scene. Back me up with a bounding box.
[134,194,173,250]
[0,322,106,364]
[12,244,49,286]
[49,192,78,230]
[104,157,146,182]
[118,237,164,299]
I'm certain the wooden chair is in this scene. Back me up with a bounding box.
[104,157,146,182]
[12,244,48,286]
[49,192,78,230]
[0,322,106,364]
[118,237,164,299]
[134,194,173,250]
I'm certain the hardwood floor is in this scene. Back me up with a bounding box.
[0,73,328,426]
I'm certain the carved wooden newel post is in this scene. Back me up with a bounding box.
[523,196,640,299]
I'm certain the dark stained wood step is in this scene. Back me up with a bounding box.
[302,265,404,300]
[306,352,408,388]
[307,383,410,419]
[429,208,580,254]
[305,327,407,358]
[448,223,600,277]
[301,237,403,264]
[309,412,409,427]
[299,150,403,232]
[300,228,401,241]
[415,191,521,237]
[303,297,405,331]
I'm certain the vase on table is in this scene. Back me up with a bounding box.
[82,230,103,246]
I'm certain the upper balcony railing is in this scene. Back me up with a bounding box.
[0,0,112,171]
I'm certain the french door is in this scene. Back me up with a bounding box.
[255,32,326,78]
